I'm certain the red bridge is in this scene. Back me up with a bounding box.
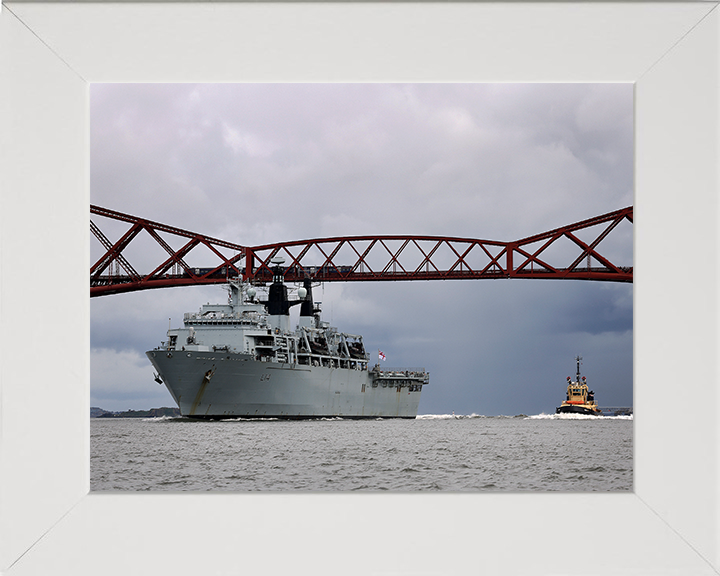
[90,205,633,297]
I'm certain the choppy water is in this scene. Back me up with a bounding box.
[91,413,632,492]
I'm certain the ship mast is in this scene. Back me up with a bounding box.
[575,355,582,383]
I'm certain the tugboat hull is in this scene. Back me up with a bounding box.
[556,404,601,416]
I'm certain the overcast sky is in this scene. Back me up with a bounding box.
[90,83,633,416]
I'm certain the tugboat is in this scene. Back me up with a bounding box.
[556,356,602,416]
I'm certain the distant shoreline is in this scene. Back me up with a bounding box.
[91,407,181,419]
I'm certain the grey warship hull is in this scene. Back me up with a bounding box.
[147,349,423,419]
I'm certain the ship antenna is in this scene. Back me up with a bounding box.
[576,355,582,382]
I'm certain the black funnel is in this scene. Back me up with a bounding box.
[300,278,314,317]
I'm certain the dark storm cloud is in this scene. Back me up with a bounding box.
[90,83,633,414]
[546,283,633,335]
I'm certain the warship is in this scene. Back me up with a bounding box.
[146,257,429,419]
[556,356,602,416]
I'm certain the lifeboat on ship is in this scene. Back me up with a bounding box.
[556,356,602,416]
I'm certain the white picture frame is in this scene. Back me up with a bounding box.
[1,2,718,574]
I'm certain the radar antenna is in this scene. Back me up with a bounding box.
[575,355,582,381]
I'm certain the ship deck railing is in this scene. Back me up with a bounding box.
[296,352,368,370]
[372,366,426,373]
[371,367,428,380]
[184,316,263,327]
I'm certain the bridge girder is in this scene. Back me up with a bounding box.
[90,205,633,297]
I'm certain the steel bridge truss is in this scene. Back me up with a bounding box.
[90,205,632,297]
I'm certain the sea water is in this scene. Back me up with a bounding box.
[91,413,632,492]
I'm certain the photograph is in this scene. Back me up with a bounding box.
[90,83,633,492]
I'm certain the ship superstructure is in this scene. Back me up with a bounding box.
[556,356,602,416]
[147,257,428,419]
